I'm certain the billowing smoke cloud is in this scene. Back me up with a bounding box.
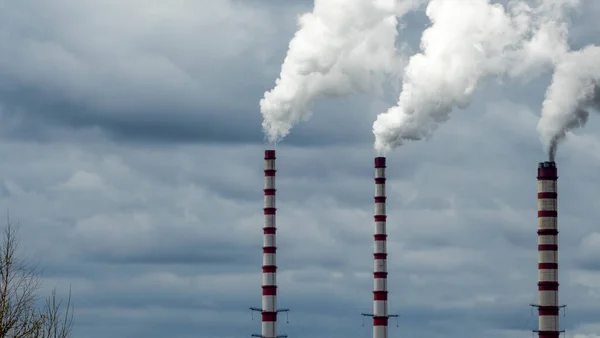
[538,45,600,161]
[260,0,423,143]
[372,0,575,154]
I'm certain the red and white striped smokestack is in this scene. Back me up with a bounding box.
[373,156,389,338]
[251,150,288,338]
[535,161,563,338]
[262,149,278,338]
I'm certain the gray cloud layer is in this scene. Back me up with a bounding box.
[1,1,600,338]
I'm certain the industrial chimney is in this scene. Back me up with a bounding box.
[362,157,398,338]
[533,161,565,338]
[250,150,288,338]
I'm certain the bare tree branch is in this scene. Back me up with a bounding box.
[0,219,74,338]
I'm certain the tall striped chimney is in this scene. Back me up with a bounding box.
[534,161,564,338]
[373,156,389,338]
[251,150,288,338]
[262,149,278,338]
[362,157,397,338]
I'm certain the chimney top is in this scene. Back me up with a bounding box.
[375,157,386,168]
[265,150,276,160]
[538,161,556,168]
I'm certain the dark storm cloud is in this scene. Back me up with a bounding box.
[0,0,275,143]
[85,239,256,265]
[0,86,379,147]
[1,95,263,144]
[0,0,380,147]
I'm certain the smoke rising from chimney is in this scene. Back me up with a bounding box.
[372,0,574,154]
[260,0,423,143]
[539,46,600,161]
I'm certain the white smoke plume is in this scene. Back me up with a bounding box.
[260,0,423,143]
[372,0,576,154]
[538,45,600,161]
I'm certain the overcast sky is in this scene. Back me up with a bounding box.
[1,1,600,338]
